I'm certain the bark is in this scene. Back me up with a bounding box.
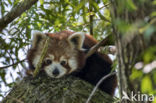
[1,73,115,103]
[0,0,38,32]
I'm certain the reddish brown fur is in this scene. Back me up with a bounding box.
[46,31,112,64]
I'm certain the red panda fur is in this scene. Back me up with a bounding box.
[27,30,117,95]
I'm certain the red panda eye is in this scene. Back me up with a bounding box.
[60,60,67,66]
[45,59,52,65]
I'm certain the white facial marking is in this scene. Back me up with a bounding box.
[60,56,67,64]
[68,57,78,73]
[60,56,66,61]
[33,55,41,68]
[68,32,85,50]
[49,54,54,60]
[44,61,67,78]
[31,30,46,48]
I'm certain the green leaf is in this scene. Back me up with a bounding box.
[130,69,143,80]
[141,75,153,93]
[98,11,110,22]
[102,0,108,4]
[91,0,99,12]
[144,25,155,40]
[126,0,137,11]
[152,96,156,103]
[114,19,131,33]
[143,46,156,63]
[153,71,156,84]
[152,0,156,5]
[74,0,85,13]
[8,0,12,5]
[1,2,5,16]
[37,22,42,28]
[0,70,6,84]
[150,11,156,17]
[39,0,44,5]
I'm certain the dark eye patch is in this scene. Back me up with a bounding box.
[60,60,67,66]
[45,59,52,65]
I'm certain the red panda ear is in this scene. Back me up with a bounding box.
[31,30,46,48]
[68,32,85,50]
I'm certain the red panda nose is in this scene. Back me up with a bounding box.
[52,68,59,76]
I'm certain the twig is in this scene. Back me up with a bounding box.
[85,72,117,103]
[99,3,110,9]
[33,37,50,77]
[85,35,110,58]
[0,59,25,69]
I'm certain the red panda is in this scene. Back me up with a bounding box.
[27,30,117,95]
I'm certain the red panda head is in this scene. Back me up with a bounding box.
[27,30,86,78]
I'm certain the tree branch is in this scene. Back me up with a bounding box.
[2,75,116,103]
[86,72,117,103]
[0,0,38,32]
[86,35,111,58]
[0,59,25,69]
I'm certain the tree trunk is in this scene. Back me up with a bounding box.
[2,73,115,103]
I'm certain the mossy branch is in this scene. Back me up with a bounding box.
[33,37,50,77]
[2,75,116,103]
